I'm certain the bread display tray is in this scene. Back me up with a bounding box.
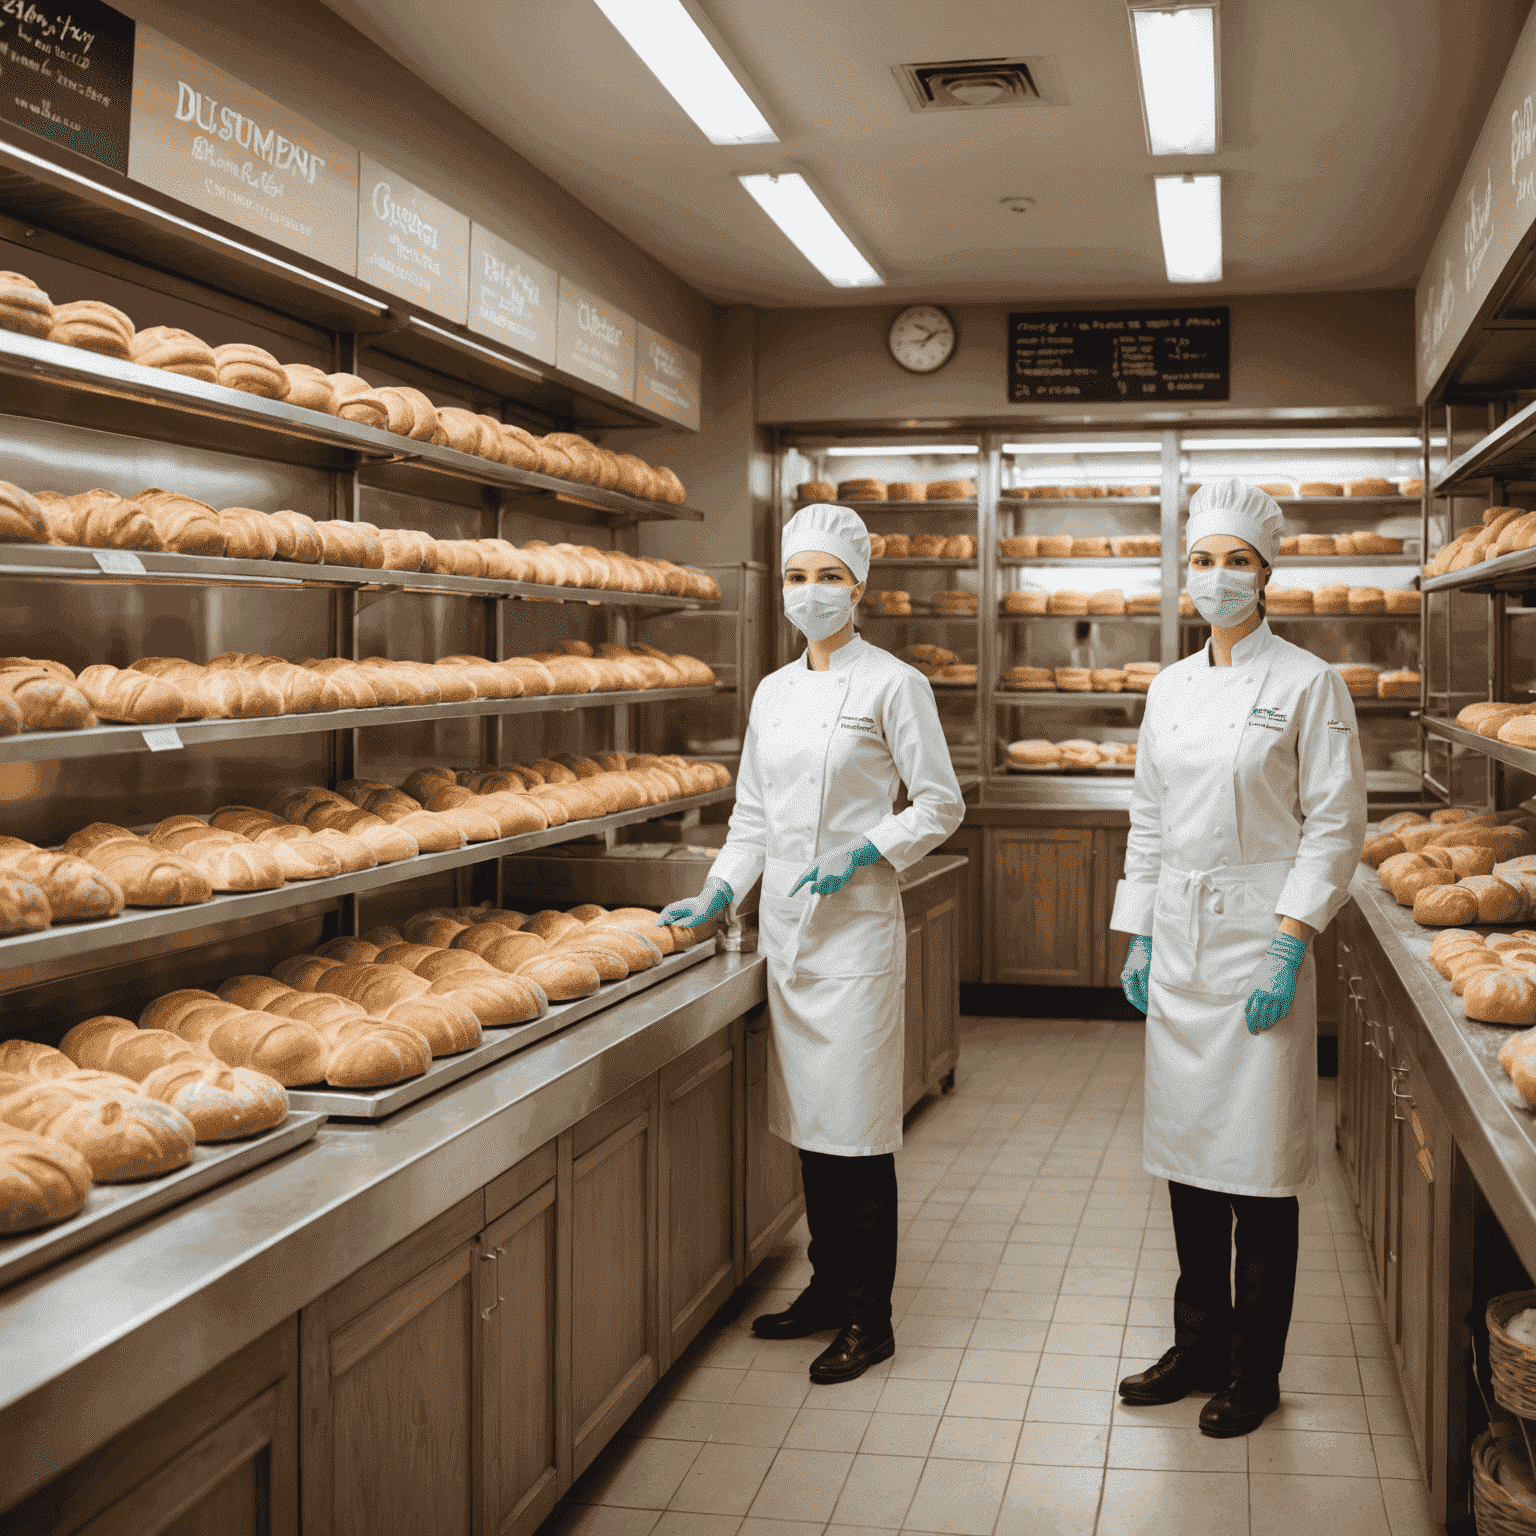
[0,1109,325,1291]
[286,937,719,1120]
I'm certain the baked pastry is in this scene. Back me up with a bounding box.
[76,839,212,906]
[0,1123,93,1233]
[0,1076,195,1181]
[1086,589,1126,615]
[1347,587,1385,614]
[0,271,53,338]
[1006,739,1060,770]
[1070,537,1111,558]
[882,534,910,557]
[1360,834,1404,867]
[837,479,885,502]
[932,591,978,614]
[0,846,121,921]
[999,536,1039,558]
[211,343,289,398]
[49,299,134,357]
[1126,592,1161,615]
[0,481,47,544]
[1462,874,1525,923]
[1036,536,1073,558]
[1335,665,1378,698]
[1266,588,1313,614]
[1110,536,1160,557]
[1295,535,1336,556]
[1002,589,1047,614]
[1057,739,1100,770]
[1002,666,1054,690]
[130,325,217,381]
[1346,478,1398,498]
[144,992,327,1085]
[1055,667,1091,692]
[1299,482,1343,497]
[931,664,976,685]
[1377,670,1420,699]
[942,535,977,558]
[887,482,926,502]
[0,666,95,729]
[0,870,50,935]
[1414,884,1479,927]
[1122,662,1161,692]
[1047,590,1088,615]
[1090,668,1126,692]
[73,665,184,724]
[281,364,334,411]
[927,480,975,500]
[133,488,226,556]
[797,481,836,502]
[1314,585,1349,614]
[910,534,947,558]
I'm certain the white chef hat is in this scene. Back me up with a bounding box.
[782,503,871,584]
[1186,478,1286,565]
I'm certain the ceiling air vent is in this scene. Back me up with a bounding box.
[893,56,1068,113]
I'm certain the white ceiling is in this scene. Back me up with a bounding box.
[323,0,1532,307]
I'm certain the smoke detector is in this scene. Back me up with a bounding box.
[999,196,1037,214]
[892,56,1069,113]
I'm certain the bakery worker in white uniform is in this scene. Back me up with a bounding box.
[659,503,965,1384]
[1111,478,1367,1437]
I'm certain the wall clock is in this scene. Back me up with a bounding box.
[888,304,957,374]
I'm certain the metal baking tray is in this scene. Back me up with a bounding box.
[286,937,719,1120]
[0,1109,325,1291]
[502,850,760,916]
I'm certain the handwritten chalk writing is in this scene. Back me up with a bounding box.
[647,338,684,379]
[1464,167,1495,292]
[577,299,623,345]
[370,179,438,249]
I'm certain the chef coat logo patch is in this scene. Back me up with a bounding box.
[1249,705,1288,733]
[839,714,878,735]
[1326,718,1353,736]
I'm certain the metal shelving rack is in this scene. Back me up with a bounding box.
[0,126,731,985]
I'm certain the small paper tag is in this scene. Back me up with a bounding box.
[141,726,183,752]
[94,550,146,575]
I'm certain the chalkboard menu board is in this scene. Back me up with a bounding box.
[1008,308,1229,403]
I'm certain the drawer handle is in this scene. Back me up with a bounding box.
[481,1244,505,1320]
[1392,1076,1415,1121]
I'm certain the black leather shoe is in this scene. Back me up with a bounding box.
[808,1321,895,1384]
[752,1288,844,1340]
[1199,1377,1280,1437]
[1117,1346,1229,1405]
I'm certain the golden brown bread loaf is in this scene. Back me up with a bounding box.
[515,954,601,1000]
[0,1076,195,1181]
[0,480,48,544]
[49,299,134,357]
[130,326,217,381]
[0,666,96,730]
[143,992,328,1086]
[0,270,53,338]
[1360,833,1404,868]
[1464,967,1536,1025]
[0,846,121,921]
[133,488,226,556]
[0,1123,93,1233]
[1413,884,1479,926]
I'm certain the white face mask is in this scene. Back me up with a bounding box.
[784,582,856,642]
[1187,565,1259,627]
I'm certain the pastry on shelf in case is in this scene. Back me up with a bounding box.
[1087,590,1126,615]
[1347,587,1385,614]
[0,840,123,923]
[1126,592,1160,615]
[1047,590,1088,615]
[1004,738,1137,772]
[48,299,133,358]
[796,480,836,502]
[868,533,887,558]
[1110,536,1160,556]
[837,479,886,502]
[1384,589,1420,612]
[1267,588,1314,614]
[1335,665,1380,699]
[865,590,912,615]
[1090,668,1125,692]
[930,664,977,686]
[0,270,53,338]
[1006,739,1060,769]
[1002,589,1047,614]
[129,326,217,382]
[1313,584,1349,615]
[932,591,978,615]
[0,481,49,544]
[1346,479,1398,498]
[1122,663,1161,692]
[1377,670,1420,699]
[1071,537,1111,558]
[910,534,947,557]
[1334,531,1405,554]
[887,481,926,501]
[1299,482,1343,497]
[1401,478,1425,496]
[927,480,975,500]
[1001,666,1055,691]
[904,644,959,667]
[999,535,1037,558]
[1258,483,1293,497]
[213,344,289,398]
[1055,667,1091,692]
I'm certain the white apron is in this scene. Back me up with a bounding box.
[1111,622,1367,1198]
[707,635,966,1158]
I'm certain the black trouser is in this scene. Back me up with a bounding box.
[1168,1180,1299,1383]
[800,1148,898,1328]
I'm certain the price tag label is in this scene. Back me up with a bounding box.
[94,550,147,576]
[141,726,183,752]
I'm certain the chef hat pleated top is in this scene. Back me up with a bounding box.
[782,503,871,584]
[1186,478,1286,566]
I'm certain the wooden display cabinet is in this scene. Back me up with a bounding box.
[744,1002,805,1273]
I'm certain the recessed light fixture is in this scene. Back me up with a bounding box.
[1127,2,1220,156]
[737,173,884,288]
[1154,173,1222,282]
[592,0,777,145]
[1182,436,1429,451]
[1005,441,1162,454]
[824,445,978,456]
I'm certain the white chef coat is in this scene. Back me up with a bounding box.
[1110,621,1367,1196]
[710,633,965,1156]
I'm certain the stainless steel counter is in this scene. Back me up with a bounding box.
[1348,869,1536,1277]
[0,950,767,1511]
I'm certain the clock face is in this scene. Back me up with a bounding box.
[888,304,956,374]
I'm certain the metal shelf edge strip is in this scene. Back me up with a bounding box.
[1422,717,1536,775]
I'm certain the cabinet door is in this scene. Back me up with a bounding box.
[564,1076,660,1477]
[986,828,1095,985]
[481,1147,565,1536]
[744,1004,803,1272]
[300,1196,483,1536]
[923,894,959,1085]
[1334,938,1359,1189]
[658,1025,740,1371]
[1092,828,1131,988]
[0,1322,298,1536]
[903,914,925,1110]
[939,826,983,983]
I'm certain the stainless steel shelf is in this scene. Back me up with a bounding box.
[0,686,724,764]
[1423,716,1536,776]
[1180,612,1419,625]
[999,612,1160,624]
[1433,400,1536,496]
[1001,556,1161,569]
[1272,554,1419,567]
[1352,699,1420,715]
[1272,495,1422,508]
[869,558,978,570]
[0,785,735,975]
[993,690,1146,709]
[0,542,714,610]
[799,499,977,514]
[999,496,1161,509]
[0,330,704,527]
[1422,546,1536,596]
[861,611,978,622]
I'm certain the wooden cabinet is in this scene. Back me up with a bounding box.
[986,827,1096,985]
[0,1322,298,1536]
[300,1196,483,1536]
[922,891,959,1086]
[1092,827,1131,989]
[480,1143,564,1536]
[939,825,983,984]
[903,913,925,1108]
[564,1076,660,1476]
[657,1025,741,1371]
[743,1003,805,1273]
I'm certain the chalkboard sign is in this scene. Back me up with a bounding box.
[0,0,136,172]
[1008,308,1229,403]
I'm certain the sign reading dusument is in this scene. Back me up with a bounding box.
[468,223,557,365]
[0,0,135,172]
[557,275,635,400]
[636,324,700,431]
[356,154,468,323]
[128,26,358,274]
[1008,308,1229,403]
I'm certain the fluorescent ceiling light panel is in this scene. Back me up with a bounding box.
[1182,436,1426,450]
[1004,441,1162,454]
[1129,5,1219,155]
[1154,174,1222,282]
[825,445,977,456]
[592,0,776,144]
[738,173,884,287]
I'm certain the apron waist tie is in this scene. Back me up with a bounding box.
[1163,858,1296,953]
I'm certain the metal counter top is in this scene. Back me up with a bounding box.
[0,950,767,1511]
[1348,870,1536,1279]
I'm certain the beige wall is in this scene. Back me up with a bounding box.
[114,0,714,357]
[756,291,1418,426]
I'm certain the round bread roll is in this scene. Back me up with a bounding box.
[1461,874,1526,923]
[1007,740,1061,769]
[1360,834,1404,868]
[1464,966,1536,1025]
[1047,590,1088,615]
[1002,590,1047,614]
[1413,884,1479,926]
[1055,667,1092,692]
[1394,866,1456,905]
[0,1123,93,1233]
[0,270,53,339]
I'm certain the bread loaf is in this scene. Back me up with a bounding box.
[50,299,133,357]
[1007,740,1061,769]
[1360,834,1404,867]
[0,1077,195,1180]
[0,1123,93,1233]
[1465,967,1536,1025]
[1394,866,1456,905]
[1413,884,1479,926]
[1460,874,1525,923]
[0,847,121,920]
[0,270,53,339]
[0,481,48,544]
[379,994,484,1054]
[515,954,601,1000]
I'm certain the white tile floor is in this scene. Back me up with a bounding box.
[545,1018,1444,1536]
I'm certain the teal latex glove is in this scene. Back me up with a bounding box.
[1245,932,1307,1035]
[1121,934,1152,1015]
[790,838,883,898]
[657,876,732,928]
